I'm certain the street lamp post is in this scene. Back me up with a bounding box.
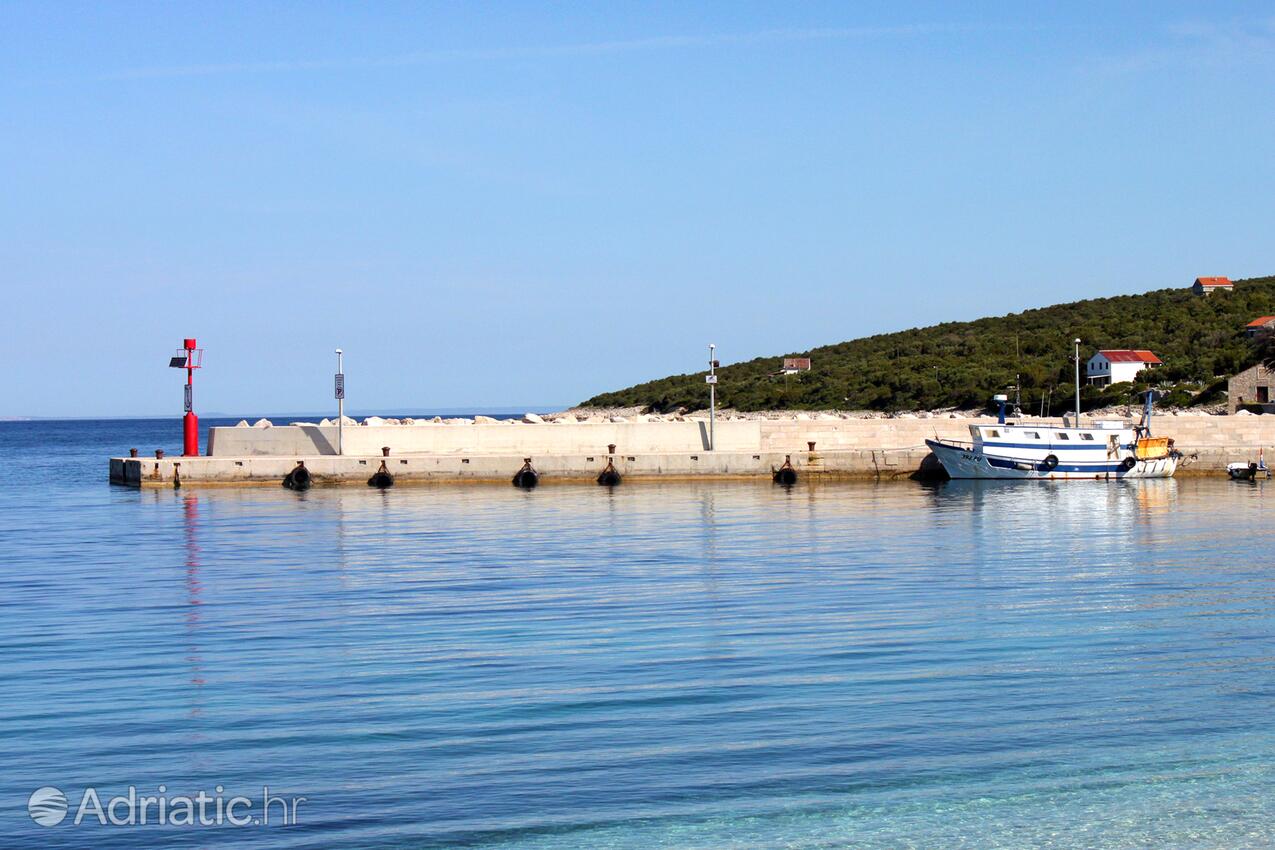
[1073,338,1082,425]
[335,348,345,456]
[707,344,718,451]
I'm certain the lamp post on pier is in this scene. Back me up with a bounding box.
[707,344,718,451]
[1073,338,1082,425]
[335,348,345,456]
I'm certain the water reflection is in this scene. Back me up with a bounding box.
[181,492,205,697]
[6,476,1275,850]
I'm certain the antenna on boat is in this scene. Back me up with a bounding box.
[1014,336,1023,417]
[1073,338,1082,426]
[1141,389,1161,437]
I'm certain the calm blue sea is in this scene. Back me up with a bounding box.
[2,418,1275,848]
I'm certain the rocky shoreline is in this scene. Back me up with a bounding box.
[225,402,1236,430]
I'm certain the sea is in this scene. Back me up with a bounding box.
[2,417,1275,848]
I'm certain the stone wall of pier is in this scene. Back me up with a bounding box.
[203,414,1275,474]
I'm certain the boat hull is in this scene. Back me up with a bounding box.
[925,439,1178,480]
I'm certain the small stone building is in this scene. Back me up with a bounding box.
[1245,316,1275,338]
[1228,364,1275,413]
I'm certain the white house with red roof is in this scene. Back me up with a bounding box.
[1192,276,1233,295]
[1087,350,1162,386]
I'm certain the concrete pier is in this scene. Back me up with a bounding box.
[109,448,941,487]
[108,414,1275,486]
[109,416,1275,487]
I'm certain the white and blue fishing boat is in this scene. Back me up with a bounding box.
[926,359,1180,480]
[926,418,1178,480]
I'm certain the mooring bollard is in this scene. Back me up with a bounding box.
[129,448,138,458]
[807,441,816,452]
[382,446,391,457]
[155,449,165,460]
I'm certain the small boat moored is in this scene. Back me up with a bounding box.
[1227,449,1270,481]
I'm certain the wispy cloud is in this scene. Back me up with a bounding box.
[1081,16,1275,75]
[101,23,986,81]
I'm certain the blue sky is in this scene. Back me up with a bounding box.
[3,2,1274,417]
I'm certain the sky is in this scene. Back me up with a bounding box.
[2,2,1274,417]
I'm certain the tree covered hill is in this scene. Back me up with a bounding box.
[582,276,1275,413]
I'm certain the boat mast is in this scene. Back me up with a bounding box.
[1073,338,1082,425]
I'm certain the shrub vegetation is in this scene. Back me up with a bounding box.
[582,276,1275,414]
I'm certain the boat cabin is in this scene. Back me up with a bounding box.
[967,421,1131,454]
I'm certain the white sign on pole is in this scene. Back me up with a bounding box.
[705,375,718,384]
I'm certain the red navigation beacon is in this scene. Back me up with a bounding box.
[168,338,204,456]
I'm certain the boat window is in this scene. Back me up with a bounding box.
[1026,431,1040,439]
[1080,433,1095,441]
[986,429,1000,438]
[1056,433,1070,440]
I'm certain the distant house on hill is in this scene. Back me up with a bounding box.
[1086,350,1162,386]
[780,357,811,375]
[1229,364,1275,413]
[1245,316,1275,338]
[1192,276,1233,295]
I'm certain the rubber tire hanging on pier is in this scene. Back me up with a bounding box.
[597,459,621,487]
[368,460,395,489]
[283,462,312,491]
[773,455,798,486]
[512,458,539,489]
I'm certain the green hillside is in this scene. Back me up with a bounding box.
[583,276,1275,414]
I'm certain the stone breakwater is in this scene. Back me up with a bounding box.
[106,412,1275,486]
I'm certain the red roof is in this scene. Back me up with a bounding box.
[1195,276,1232,287]
[1098,349,1162,364]
[1248,316,1275,327]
